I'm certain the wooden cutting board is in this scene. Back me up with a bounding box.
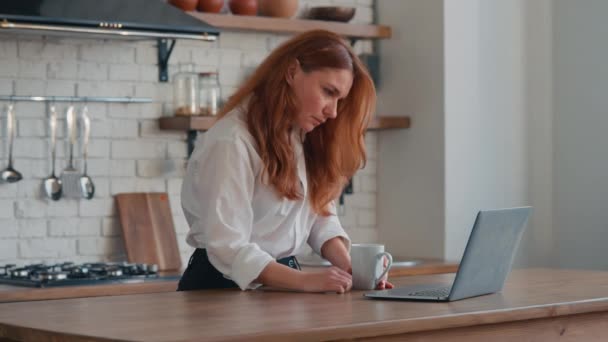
[115,193,182,271]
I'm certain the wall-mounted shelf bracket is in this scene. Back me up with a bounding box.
[338,178,354,215]
[158,38,176,83]
[187,130,198,157]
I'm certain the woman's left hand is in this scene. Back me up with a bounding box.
[375,256,394,290]
[375,279,394,290]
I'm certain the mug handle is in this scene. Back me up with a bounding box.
[374,252,393,284]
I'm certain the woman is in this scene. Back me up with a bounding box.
[178,29,391,293]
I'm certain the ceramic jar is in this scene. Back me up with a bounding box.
[197,0,224,13]
[229,0,257,16]
[169,0,198,11]
[258,0,298,18]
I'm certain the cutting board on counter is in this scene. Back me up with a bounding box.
[115,193,182,271]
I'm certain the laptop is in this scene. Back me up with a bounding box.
[365,207,532,302]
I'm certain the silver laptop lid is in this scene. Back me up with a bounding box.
[449,207,531,301]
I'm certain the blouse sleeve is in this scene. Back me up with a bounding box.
[307,200,351,256]
[182,136,274,290]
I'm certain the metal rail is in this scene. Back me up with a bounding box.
[0,95,153,103]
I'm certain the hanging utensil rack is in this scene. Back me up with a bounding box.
[0,96,153,103]
[0,95,153,194]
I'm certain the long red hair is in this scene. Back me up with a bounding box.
[218,30,376,215]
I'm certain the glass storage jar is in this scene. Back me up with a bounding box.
[173,63,200,116]
[199,72,221,116]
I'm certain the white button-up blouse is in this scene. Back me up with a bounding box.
[181,106,350,290]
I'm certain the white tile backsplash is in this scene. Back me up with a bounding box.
[0,0,378,264]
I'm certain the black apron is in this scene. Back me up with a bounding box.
[177,248,301,291]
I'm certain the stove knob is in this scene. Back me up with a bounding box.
[53,272,68,281]
[12,269,30,278]
[108,269,123,277]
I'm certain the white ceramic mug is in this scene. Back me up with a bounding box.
[351,243,393,290]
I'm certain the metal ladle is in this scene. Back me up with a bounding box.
[79,106,95,199]
[43,104,62,200]
[1,104,22,183]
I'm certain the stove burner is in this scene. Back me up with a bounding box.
[0,262,175,288]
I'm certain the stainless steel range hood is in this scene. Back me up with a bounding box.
[0,0,220,81]
[0,0,219,41]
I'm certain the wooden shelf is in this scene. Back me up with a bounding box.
[187,12,391,40]
[159,115,410,132]
[369,116,411,130]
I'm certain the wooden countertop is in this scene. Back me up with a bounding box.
[1,268,608,341]
[0,260,457,303]
[0,277,180,304]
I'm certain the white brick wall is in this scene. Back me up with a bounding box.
[0,41,17,59]
[101,218,121,237]
[0,200,14,219]
[0,79,13,96]
[0,0,378,265]
[0,60,18,78]
[0,240,18,260]
[19,239,76,258]
[18,220,47,238]
[0,220,19,238]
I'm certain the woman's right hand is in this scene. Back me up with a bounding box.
[301,266,352,293]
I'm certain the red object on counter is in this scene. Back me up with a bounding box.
[169,0,198,11]
[229,0,258,16]
[197,0,224,13]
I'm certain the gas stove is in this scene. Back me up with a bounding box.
[0,262,179,288]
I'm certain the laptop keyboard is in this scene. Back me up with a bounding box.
[408,287,451,298]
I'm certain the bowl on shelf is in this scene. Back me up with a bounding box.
[307,6,356,22]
